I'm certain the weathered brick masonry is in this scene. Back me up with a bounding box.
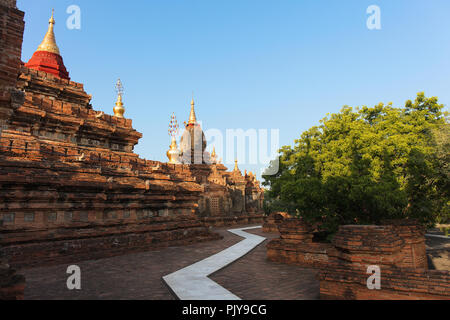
[0,0,26,299]
[319,224,449,300]
[0,222,25,300]
[0,67,221,268]
[266,218,449,299]
[266,219,331,268]
[262,212,291,233]
[0,0,24,124]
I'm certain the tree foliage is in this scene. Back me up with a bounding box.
[263,93,449,236]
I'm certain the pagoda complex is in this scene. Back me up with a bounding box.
[170,99,265,226]
[0,0,264,284]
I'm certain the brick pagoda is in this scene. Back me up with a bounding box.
[0,2,264,274]
[0,4,226,273]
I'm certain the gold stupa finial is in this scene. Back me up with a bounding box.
[167,113,180,164]
[188,95,197,125]
[234,159,239,172]
[113,79,125,118]
[36,9,60,55]
[210,146,218,164]
[50,8,55,24]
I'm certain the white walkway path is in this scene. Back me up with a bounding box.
[162,226,266,300]
[426,234,450,240]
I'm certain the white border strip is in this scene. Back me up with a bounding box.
[163,226,266,300]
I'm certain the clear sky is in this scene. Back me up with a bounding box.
[17,0,450,178]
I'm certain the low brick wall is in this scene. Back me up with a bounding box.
[318,225,449,300]
[2,215,221,269]
[266,219,330,268]
[382,220,428,269]
[320,266,450,300]
[202,214,264,228]
[262,212,291,233]
[267,239,331,268]
[266,219,449,299]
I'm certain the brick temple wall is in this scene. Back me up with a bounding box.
[0,147,222,268]
[318,225,449,300]
[2,215,220,269]
[0,0,24,130]
[0,0,26,300]
[0,2,221,269]
[0,0,24,100]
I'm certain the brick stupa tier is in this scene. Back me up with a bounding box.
[24,50,70,80]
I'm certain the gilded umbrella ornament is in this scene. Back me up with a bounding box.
[113,79,125,118]
[167,113,180,164]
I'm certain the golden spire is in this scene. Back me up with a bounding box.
[188,96,197,125]
[113,79,125,118]
[210,146,217,164]
[234,159,239,171]
[36,9,60,55]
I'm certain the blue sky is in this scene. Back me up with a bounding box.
[17,0,450,177]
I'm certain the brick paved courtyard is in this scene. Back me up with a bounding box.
[21,226,320,300]
[210,228,320,300]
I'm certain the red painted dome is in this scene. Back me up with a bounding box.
[24,10,70,80]
[25,50,70,80]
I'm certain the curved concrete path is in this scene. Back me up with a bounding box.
[162,226,266,300]
[426,234,450,240]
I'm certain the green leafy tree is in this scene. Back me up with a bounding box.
[263,93,448,237]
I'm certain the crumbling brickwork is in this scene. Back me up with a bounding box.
[318,225,449,300]
[382,220,428,269]
[263,212,291,233]
[0,0,24,131]
[0,0,26,300]
[0,70,222,266]
[266,218,449,299]
[266,219,331,268]
[0,2,221,270]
